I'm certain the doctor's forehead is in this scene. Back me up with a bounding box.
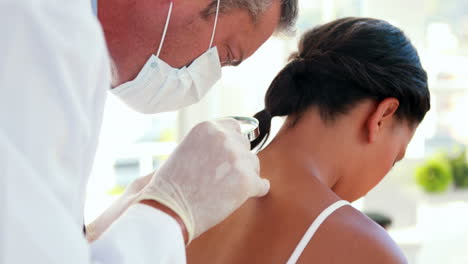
[216,0,282,61]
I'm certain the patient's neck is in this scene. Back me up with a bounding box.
[257,115,353,193]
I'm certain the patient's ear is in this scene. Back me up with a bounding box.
[366,98,400,143]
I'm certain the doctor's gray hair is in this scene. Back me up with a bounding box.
[201,0,298,35]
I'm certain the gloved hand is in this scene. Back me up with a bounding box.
[135,119,270,243]
[86,173,152,242]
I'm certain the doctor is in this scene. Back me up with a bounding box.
[1,0,297,263]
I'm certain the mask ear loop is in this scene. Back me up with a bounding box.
[208,0,221,48]
[156,2,174,58]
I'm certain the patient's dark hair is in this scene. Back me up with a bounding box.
[251,17,430,150]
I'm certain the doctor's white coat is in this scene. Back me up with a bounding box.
[0,0,185,263]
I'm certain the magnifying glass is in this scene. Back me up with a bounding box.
[228,116,260,142]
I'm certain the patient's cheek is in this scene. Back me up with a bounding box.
[367,160,394,192]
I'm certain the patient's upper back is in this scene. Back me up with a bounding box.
[187,181,406,264]
[296,204,407,264]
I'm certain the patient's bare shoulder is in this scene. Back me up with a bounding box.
[297,204,407,264]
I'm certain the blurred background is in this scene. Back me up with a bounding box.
[85,0,468,263]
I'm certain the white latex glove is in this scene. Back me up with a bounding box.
[86,174,152,242]
[136,119,270,243]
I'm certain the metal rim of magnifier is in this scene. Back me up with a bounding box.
[229,116,260,142]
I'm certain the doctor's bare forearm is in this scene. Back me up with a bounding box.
[139,200,189,245]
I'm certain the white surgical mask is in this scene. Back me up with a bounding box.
[111,0,222,114]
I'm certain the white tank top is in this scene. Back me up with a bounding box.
[286,200,350,264]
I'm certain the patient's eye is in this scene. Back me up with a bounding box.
[393,149,407,167]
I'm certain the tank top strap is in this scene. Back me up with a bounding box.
[286,200,351,264]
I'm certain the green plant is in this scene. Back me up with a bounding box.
[107,185,125,196]
[448,150,468,189]
[159,128,176,142]
[415,157,453,193]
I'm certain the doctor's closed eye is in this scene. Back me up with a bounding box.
[224,45,243,66]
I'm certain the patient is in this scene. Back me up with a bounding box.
[187,17,430,264]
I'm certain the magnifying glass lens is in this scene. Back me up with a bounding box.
[228,116,260,142]
[240,122,256,134]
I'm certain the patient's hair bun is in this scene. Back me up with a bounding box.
[251,17,430,150]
